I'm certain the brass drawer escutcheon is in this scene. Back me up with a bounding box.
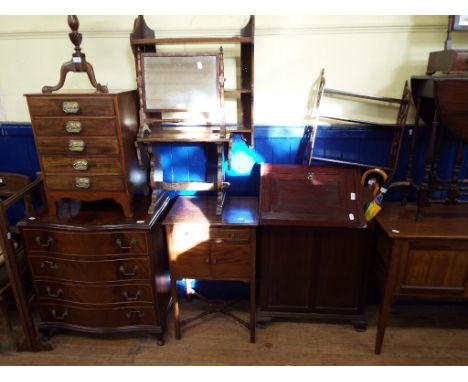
[68,139,85,152]
[62,101,80,114]
[73,159,89,171]
[75,177,91,189]
[65,120,83,133]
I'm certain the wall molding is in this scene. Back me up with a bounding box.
[0,24,447,41]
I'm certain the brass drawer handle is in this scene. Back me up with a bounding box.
[46,287,63,298]
[51,309,68,320]
[115,238,137,250]
[68,139,85,152]
[75,177,90,189]
[119,265,139,277]
[36,236,53,248]
[62,101,79,114]
[126,310,145,319]
[73,159,89,171]
[122,290,141,301]
[214,238,224,244]
[40,260,58,269]
[307,171,314,181]
[65,120,82,133]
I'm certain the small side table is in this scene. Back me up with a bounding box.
[374,203,468,354]
[163,196,258,343]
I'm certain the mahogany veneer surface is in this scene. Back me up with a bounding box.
[18,196,171,342]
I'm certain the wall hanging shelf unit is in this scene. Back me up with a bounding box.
[130,15,254,215]
[307,69,411,173]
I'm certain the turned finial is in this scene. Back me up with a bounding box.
[41,15,108,94]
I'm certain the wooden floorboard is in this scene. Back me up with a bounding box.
[0,301,467,365]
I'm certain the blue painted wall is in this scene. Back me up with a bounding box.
[1,122,468,202]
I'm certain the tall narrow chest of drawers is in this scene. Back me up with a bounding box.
[24,90,145,217]
[18,196,171,345]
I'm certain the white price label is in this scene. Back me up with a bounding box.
[72,56,82,63]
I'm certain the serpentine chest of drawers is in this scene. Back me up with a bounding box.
[17,196,171,345]
[25,90,145,218]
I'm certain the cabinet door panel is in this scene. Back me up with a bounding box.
[400,246,468,296]
[260,226,315,311]
[314,229,370,313]
[210,242,250,280]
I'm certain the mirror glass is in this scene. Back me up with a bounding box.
[143,54,220,114]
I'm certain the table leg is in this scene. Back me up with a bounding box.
[171,277,181,340]
[375,291,395,354]
[250,227,256,344]
[250,280,256,344]
[375,240,403,354]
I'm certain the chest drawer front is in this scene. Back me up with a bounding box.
[29,256,151,282]
[210,242,251,280]
[24,229,148,256]
[25,230,148,255]
[42,156,122,174]
[35,280,154,305]
[27,97,115,117]
[36,136,120,156]
[40,304,156,328]
[44,174,125,192]
[33,117,117,136]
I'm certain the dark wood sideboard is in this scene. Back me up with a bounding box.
[258,164,374,330]
[18,195,171,345]
[25,90,146,218]
[374,203,468,354]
